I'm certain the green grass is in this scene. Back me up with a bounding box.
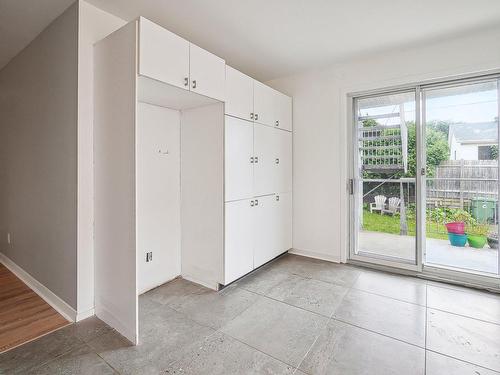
[362,210,449,240]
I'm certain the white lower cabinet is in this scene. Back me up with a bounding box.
[224,199,254,284]
[253,195,277,267]
[224,193,292,284]
[275,192,292,254]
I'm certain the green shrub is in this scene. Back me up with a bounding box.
[466,223,490,237]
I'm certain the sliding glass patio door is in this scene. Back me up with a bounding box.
[422,79,499,277]
[350,89,421,270]
[350,75,500,283]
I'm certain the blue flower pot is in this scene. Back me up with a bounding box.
[448,233,467,247]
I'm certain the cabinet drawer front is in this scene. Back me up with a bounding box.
[190,43,225,101]
[138,18,189,90]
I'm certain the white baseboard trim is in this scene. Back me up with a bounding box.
[76,307,95,322]
[288,248,341,263]
[138,275,179,295]
[95,300,137,345]
[182,273,218,291]
[0,252,77,322]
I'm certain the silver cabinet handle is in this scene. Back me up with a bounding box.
[275,158,280,164]
[254,199,259,206]
[255,113,259,121]
[275,120,279,127]
[254,156,258,163]
[184,77,189,87]
[192,80,197,89]
[250,156,254,163]
[250,113,254,120]
[250,200,254,207]
[276,195,280,201]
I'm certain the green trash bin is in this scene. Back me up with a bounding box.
[470,197,497,223]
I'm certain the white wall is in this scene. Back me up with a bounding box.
[181,103,224,289]
[267,25,500,263]
[77,0,125,319]
[0,0,124,317]
[136,102,181,294]
[0,3,79,308]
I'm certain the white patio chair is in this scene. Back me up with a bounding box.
[370,195,386,214]
[382,197,401,215]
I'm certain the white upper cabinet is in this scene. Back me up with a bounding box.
[274,92,292,131]
[253,81,275,127]
[225,116,254,202]
[189,43,225,102]
[138,18,190,90]
[225,66,254,121]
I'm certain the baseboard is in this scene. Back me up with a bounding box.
[0,252,77,322]
[138,275,179,295]
[95,300,137,345]
[76,307,95,322]
[182,273,218,291]
[288,248,341,263]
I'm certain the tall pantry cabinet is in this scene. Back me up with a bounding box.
[224,66,292,284]
[94,17,292,344]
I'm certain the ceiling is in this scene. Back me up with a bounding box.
[2,1,500,81]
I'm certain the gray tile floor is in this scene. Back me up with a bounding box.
[2,253,500,374]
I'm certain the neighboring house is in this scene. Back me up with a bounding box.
[448,121,498,160]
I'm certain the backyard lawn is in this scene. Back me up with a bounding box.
[362,210,449,240]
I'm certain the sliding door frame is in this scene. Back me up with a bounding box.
[349,87,422,272]
[347,71,500,291]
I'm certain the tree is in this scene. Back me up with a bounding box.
[404,121,449,177]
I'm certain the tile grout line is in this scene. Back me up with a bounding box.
[330,316,426,350]
[218,329,300,372]
[238,285,336,319]
[426,306,500,327]
[424,348,500,374]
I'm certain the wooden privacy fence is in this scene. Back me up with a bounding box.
[427,160,498,210]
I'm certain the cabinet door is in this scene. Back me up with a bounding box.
[274,92,292,131]
[275,129,292,193]
[253,195,277,267]
[189,43,225,101]
[254,124,277,196]
[225,116,254,201]
[225,66,254,121]
[274,192,292,255]
[253,81,275,126]
[138,17,189,90]
[224,199,254,284]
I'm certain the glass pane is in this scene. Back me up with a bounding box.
[424,80,499,275]
[355,91,417,264]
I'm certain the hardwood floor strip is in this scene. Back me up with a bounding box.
[0,264,70,353]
